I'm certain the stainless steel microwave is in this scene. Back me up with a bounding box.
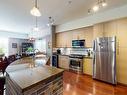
[72,40,85,47]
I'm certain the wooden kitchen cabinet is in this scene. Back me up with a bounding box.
[56,32,72,48]
[116,47,127,84]
[56,33,62,47]
[56,26,93,48]
[103,20,117,37]
[83,58,92,75]
[58,55,69,69]
[93,23,104,40]
[117,18,127,48]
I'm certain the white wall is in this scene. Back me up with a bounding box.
[8,38,28,55]
[0,30,28,39]
[56,4,127,32]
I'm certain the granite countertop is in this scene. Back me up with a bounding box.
[6,56,64,92]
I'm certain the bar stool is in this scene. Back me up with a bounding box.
[0,58,4,75]
[0,77,5,95]
[8,55,16,63]
[3,57,9,75]
[0,57,9,75]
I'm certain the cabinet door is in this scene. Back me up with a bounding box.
[116,47,127,84]
[117,18,127,48]
[56,33,62,47]
[103,21,117,37]
[65,32,72,47]
[58,55,69,69]
[93,23,104,40]
[83,58,92,75]
[56,32,72,48]
[84,27,93,47]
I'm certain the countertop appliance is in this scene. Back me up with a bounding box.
[93,37,116,84]
[72,40,85,48]
[57,49,61,54]
[69,54,83,73]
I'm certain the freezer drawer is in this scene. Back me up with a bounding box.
[93,52,116,84]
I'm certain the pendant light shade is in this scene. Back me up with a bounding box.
[30,7,41,17]
[30,0,41,17]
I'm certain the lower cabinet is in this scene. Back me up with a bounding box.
[83,58,93,75]
[58,55,69,69]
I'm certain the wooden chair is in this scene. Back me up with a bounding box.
[0,77,5,95]
[8,55,16,63]
[0,58,4,75]
[0,57,9,75]
[3,57,9,74]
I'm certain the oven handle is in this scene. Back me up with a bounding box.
[69,58,83,61]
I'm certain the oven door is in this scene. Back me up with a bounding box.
[69,58,82,68]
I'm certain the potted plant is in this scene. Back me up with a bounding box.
[26,46,34,56]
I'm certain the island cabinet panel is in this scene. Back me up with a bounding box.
[5,57,64,95]
[6,73,63,95]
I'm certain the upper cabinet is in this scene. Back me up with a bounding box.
[93,23,104,40]
[103,21,117,37]
[56,17,127,48]
[56,31,72,48]
[117,18,127,48]
[55,26,93,48]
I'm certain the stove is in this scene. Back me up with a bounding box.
[69,54,84,74]
[69,54,84,59]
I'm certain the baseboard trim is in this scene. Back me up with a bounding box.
[82,73,92,77]
[117,82,127,87]
[65,71,127,87]
[83,73,127,87]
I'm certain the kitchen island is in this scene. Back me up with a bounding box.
[6,56,64,95]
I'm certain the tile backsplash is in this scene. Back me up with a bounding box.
[53,47,93,56]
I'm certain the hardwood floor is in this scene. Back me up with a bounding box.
[63,71,127,95]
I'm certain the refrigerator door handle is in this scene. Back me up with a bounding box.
[93,40,95,51]
[92,51,96,78]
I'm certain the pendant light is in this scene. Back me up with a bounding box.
[29,17,39,42]
[47,17,54,26]
[33,17,39,32]
[30,0,41,17]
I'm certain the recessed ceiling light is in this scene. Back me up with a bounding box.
[102,2,107,7]
[88,0,107,14]
[93,5,99,12]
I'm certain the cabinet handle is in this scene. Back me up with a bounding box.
[117,41,119,55]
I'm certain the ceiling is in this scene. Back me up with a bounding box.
[0,0,127,34]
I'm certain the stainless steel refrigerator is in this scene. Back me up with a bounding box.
[93,37,116,84]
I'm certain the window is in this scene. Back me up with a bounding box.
[35,38,46,53]
[0,38,8,56]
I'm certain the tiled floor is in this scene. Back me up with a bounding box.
[63,71,127,95]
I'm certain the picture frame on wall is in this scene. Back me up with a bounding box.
[12,43,17,48]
